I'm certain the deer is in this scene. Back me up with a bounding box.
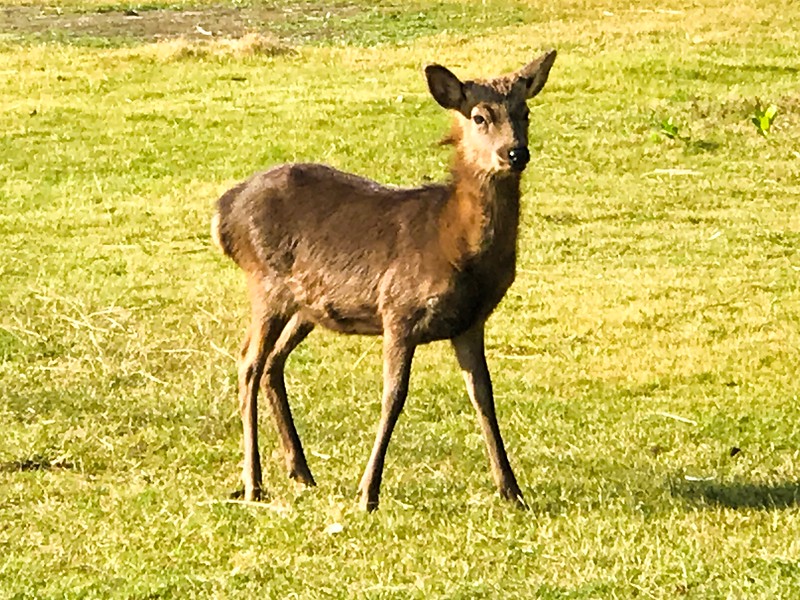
[211,50,557,511]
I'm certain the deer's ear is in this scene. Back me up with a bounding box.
[517,50,557,99]
[425,65,467,113]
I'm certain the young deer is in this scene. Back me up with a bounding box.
[212,50,557,511]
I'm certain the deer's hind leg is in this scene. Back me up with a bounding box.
[262,312,316,487]
[237,283,292,501]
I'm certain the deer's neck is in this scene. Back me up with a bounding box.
[439,153,521,269]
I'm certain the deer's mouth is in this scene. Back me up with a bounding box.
[492,159,527,176]
[492,147,529,174]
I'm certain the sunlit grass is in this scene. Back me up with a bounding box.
[2,0,800,597]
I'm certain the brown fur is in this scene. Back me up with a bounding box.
[213,50,557,510]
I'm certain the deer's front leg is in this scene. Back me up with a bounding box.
[357,332,415,511]
[452,324,525,507]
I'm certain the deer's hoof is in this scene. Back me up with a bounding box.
[357,491,380,512]
[289,468,317,488]
[359,499,379,512]
[500,487,528,510]
[232,487,263,502]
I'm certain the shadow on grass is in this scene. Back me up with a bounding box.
[707,61,800,76]
[0,456,75,473]
[673,480,800,510]
[686,139,721,153]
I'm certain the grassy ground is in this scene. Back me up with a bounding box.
[2,0,800,597]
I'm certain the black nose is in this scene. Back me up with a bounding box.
[508,147,530,171]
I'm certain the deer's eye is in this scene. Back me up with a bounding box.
[473,114,486,125]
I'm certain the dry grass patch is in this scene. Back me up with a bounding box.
[135,32,295,61]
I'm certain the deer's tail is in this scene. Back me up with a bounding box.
[210,212,225,254]
[211,182,245,259]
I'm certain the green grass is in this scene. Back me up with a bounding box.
[2,0,800,597]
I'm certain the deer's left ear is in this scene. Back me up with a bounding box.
[517,49,557,99]
[425,64,468,114]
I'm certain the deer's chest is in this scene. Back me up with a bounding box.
[412,253,516,343]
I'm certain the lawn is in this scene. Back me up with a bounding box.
[2,0,800,597]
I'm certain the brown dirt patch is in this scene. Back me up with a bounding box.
[0,5,357,42]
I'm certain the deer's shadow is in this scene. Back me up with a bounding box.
[673,480,800,510]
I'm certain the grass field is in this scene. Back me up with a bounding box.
[2,0,800,597]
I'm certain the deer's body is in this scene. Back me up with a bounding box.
[213,51,556,510]
[215,162,518,343]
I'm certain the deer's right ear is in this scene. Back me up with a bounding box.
[425,65,467,113]
[517,50,557,99]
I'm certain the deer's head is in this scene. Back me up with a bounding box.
[426,50,557,177]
